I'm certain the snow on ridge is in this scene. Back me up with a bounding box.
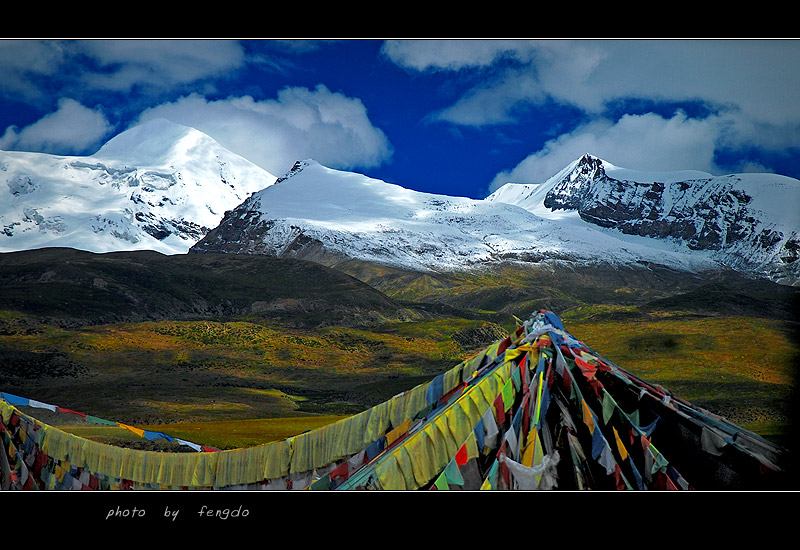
[93,118,203,165]
[485,154,800,284]
[489,153,800,231]
[198,159,723,275]
[3,127,798,285]
[0,119,278,255]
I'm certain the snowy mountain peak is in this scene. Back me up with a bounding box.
[192,154,799,285]
[93,118,214,166]
[0,120,277,255]
[3,127,798,287]
[575,153,607,177]
[193,159,749,280]
[274,159,316,184]
[487,154,800,285]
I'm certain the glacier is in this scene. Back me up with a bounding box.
[0,119,277,255]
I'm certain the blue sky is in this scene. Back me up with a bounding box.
[1,39,799,199]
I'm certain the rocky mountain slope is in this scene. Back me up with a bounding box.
[192,157,799,286]
[487,154,800,285]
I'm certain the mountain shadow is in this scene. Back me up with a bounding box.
[0,247,422,328]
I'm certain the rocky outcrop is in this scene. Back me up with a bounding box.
[541,154,799,285]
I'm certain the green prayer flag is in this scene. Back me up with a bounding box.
[480,460,498,490]
[651,451,669,475]
[511,368,521,392]
[501,379,514,410]
[311,474,331,491]
[444,460,464,486]
[434,472,450,490]
[86,415,117,426]
[602,391,616,425]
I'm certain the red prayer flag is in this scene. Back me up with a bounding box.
[574,356,597,379]
[493,394,506,425]
[57,407,87,418]
[497,337,512,356]
[613,464,626,490]
[330,461,350,482]
[455,444,469,466]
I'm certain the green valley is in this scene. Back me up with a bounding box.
[1,248,796,452]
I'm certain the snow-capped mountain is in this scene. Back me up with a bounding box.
[487,154,800,285]
[191,158,763,280]
[4,118,797,286]
[0,119,277,254]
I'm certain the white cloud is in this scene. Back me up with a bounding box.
[385,40,800,190]
[0,98,112,154]
[381,39,539,72]
[389,40,800,157]
[0,41,392,176]
[0,40,69,100]
[76,40,246,93]
[388,40,800,126]
[135,85,393,175]
[0,40,249,154]
[431,69,545,126]
[0,39,247,105]
[488,111,722,192]
[587,40,800,128]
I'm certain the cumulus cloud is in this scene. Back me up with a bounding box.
[384,40,800,192]
[381,39,539,72]
[135,85,393,175]
[0,98,112,154]
[386,40,611,123]
[0,40,247,102]
[386,40,800,129]
[75,40,246,94]
[0,40,70,101]
[0,41,392,176]
[0,40,249,154]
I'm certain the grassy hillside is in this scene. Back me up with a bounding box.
[333,258,798,321]
[1,315,506,425]
[1,248,796,451]
[562,306,798,447]
[0,247,419,328]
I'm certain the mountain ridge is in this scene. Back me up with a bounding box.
[2,120,797,286]
[193,156,800,286]
[487,154,800,285]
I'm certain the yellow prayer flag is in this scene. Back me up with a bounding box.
[501,379,515,411]
[534,371,544,426]
[613,427,628,461]
[117,423,145,438]
[582,399,595,433]
[521,427,537,467]
[512,344,539,353]
[385,418,412,447]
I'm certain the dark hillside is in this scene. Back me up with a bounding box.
[0,247,417,328]
[330,257,799,322]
